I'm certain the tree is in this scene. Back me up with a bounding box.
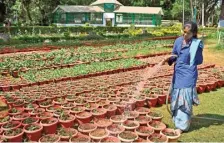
[220,0,224,20]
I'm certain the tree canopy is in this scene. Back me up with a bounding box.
[0,0,222,26]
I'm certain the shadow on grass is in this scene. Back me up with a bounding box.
[189,113,224,132]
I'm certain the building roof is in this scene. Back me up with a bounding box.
[90,0,123,6]
[52,5,104,13]
[114,6,164,15]
[52,5,163,15]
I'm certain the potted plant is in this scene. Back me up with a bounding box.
[147,111,163,121]
[113,101,126,115]
[160,128,181,142]
[118,131,138,142]
[40,118,58,134]
[12,100,25,108]
[53,108,70,117]
[75,111,92,124]
[78,123,97,135]
[147,121,166,133]
[0,116,11,127]
[135,107,150,115]
[106,124,125,136]
[94,118,113,128]
[123,111,139,120]
[24,123,43,141]
[39,100,53,108]
[147,133,168,143]
[103,104,117,118]
[91,108,107,119]
[39,134,60,143]
[53,97,67,105]
[58,113,75,128]
[100,136,121,142]
[3,128,24,142]
[22,117,39,126]
[65,94,77,102]
[70,106,85,115]
[135,115,152,125]
[122,120,140,131]
[29,108,45,116]
[13,113,30,121]
[89,128,109,141]
[74,98,87,106]
[84,103,99,111]
[57,127,78,141]
[135,126,154,139]
[24,103,38,111]
[37,112,53,120]
[145,94,158,107]
[69,133,91,142]
[134,95,146,107]
[46,105,61,113]
[1,121,21,131]
[61,103,75,110]
[110,115,127,124]
[8,107,24,116]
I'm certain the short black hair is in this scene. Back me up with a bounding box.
[184,21,198,38]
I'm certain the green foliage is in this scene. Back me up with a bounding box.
[123,25,143,37]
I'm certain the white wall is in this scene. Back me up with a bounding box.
[116,24,156,27]
[56,23,104,27]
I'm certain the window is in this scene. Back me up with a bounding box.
[104,3,115,12]
[90,13,103,24]
[116,14,123,23]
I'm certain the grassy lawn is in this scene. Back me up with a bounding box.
[152,88,224,142]
[151,37,224,142]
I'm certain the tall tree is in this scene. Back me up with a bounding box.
[220,0,224,20]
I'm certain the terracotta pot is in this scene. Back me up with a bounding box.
[36,112,53,120]
[58,114,75,128]
[118,131,138,142]
[8,107,24,116]
[70,106,86,115]
[29,108,45,117]
[147,133,168,143]
[78,123,97,135]
[3,128,24,142]
[75,111,92,124]
[147,121,166,133]
[103,104,117,118]
[1,121,21,131]
[122,120,140,131]
[160,128,181,142]
[146,95,158,107]
[134,95,146,107]
[0,116,11,128]
[147,111,163,121]
[22,117,39,126]
[57,128,78,142]
[91,108,107,119]
[157,94,167,105]
[94,118,113,128]
[40,118,58,134]
[24,123,43,141]
[123,111,139,120]
[106,124,125,136]
[135,107,150,115]
[135,115,152,125]
[13,113,30,121]
[100,136,121,142]
[69,133,91,142]
[135,126,154,139]
[110,115,127,124]
[24,104,39,111]
[39,134,60,142]
[89,128,109,142]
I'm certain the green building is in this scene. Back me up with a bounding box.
[52,0,163,27]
